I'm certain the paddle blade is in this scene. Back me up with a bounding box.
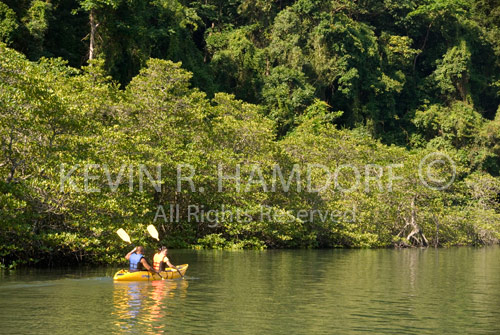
[117,228,131,244]
[147,225,160,241]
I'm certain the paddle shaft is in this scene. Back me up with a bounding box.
[174,266,184,279]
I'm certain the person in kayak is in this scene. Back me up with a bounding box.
[153,247,177,272]
[125,246,156,272]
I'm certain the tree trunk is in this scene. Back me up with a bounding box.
[405,197,429,247]
[89,9,96,61]
[413,21,434,72]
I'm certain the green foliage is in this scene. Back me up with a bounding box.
[262,65,315,135]
[78,0,121,11]
[433,40,472,102]
[194,234,266,250]
[23,0,53,41]
[2,0,499,138]
[413,101,483,148]
[206,25,265,102]
[1,0,500,267]
[0,2,18,44]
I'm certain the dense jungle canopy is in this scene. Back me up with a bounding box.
[1,0,500,268]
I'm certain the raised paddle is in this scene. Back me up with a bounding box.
[147,225,184,279]
[116,228,164,280]
[117,228,132,244]
[147,224,160,241]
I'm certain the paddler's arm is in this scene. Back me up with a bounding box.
[165,258,177,269]
[125,247,137,260]
[140,258,158,273]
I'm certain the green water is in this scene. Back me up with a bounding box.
[1,247,500,334]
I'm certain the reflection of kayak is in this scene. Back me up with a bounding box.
[113,264,189,281]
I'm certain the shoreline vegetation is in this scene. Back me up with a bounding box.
[1,0,500,268]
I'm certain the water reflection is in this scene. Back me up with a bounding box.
[112,280,189,334]
[2,248,500,335]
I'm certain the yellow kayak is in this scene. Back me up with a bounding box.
[113,264,189,281]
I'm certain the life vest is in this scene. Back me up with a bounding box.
[129,253,144,272]
[153,253,168,272]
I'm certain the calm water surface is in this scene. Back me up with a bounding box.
[1,247,500,334]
